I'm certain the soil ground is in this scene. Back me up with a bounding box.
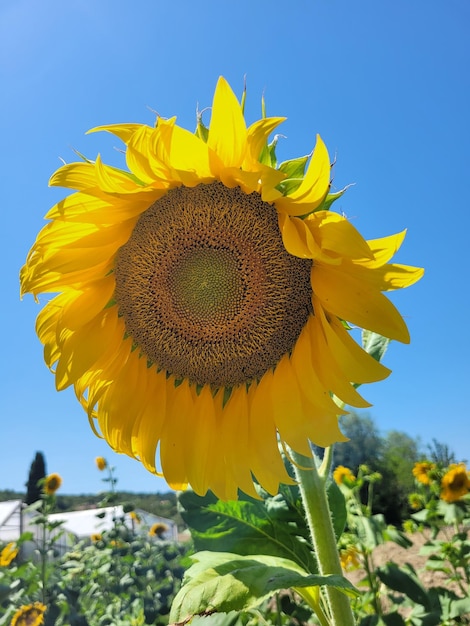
[346,528,468,597]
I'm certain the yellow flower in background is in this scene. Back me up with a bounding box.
[441,463,470,503]
[21,77,423,500]
[0,542,18,566]
[91,533,102,542]
[333,465,356,487]
[412,461,436,485]
[130,511,141,524]
[43,473,62,495]
[149,522,168,537]
[340,546,361,570]
[95,456,107,471]
[10,602,46,626]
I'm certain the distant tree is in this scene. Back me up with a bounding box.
[427,438,460,466]
[372,430,420,524]
[333,412,383,470]
[25,452,47,504]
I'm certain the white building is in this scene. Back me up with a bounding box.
[0,500,177,558]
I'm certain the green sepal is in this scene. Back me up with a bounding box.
[259,136,278,168]
[195,110,209,143]
[169,551,357,624]
[276,155,309,195]
[314,185,352,212]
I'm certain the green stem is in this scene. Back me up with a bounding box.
[290,448,356,626]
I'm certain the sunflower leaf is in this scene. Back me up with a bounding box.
[178,487,317,574]
[362,330,390,364]
[169,551,357,625]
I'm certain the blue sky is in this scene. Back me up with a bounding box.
[2,0,469,495]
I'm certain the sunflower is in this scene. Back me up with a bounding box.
[333,465,356,487]
[441,463,470,503]
[0,542,19,567]
[43,473,62,495]
[149,522,168,537]
[412,461,436,485]
[10,603,46,626]
[21,77,423,500]
[95,456,107,471]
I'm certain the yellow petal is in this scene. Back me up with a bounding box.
[208,77,247,171]
[275,135,330,216]
[319,307,391,384]
[311,262,410,343]
[290,320,348,415]
[159,379,192,491]
[222,387,261,499]
[249,373,294,494]
[88,123,145,144]
[185,386,219,496]
[306,211,374,260]
[362,231,407,267]
[132,370,167,475]
[308,312,372,408]
[169,124,214,180]
[49,162,97,191]
[245,116,286,163]
[59,278,115,330]
[271,355,314,456]
[55,309,123,390]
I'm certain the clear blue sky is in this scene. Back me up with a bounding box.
[2,0,469,495]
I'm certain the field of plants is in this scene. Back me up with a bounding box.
[1,452,469,626]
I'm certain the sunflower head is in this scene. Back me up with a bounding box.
[412,461,436,485]
[95,456,107,471]
[333,465,357,488]
[0,542,19,567]
[10,603,46,626]
[441,463,470,503]
[149,522,168,537]
[340,546,361,570]
[43,473,62,495]
[20,77,423,500]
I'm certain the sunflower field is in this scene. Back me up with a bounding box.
[1,457,469,626]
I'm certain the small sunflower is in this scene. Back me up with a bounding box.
[43,473,62,495]
[95,456,107,471]
[333,465,356,487]
[21,77,423,500]
[412,461,436,485]
[339,546,361,570]
[149,522,168,537]
[0,542,19,566]
[91,533,102,542]
[10,603,46,626]
[441,463,470,503]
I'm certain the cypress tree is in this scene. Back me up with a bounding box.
[25,452,47,504]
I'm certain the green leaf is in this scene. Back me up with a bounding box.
[382,526,413,549]
[362,330,390,363]
[178,488,317,574]
[190,611,249,626]
[377,563,431,609]
[169,551,357,624]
